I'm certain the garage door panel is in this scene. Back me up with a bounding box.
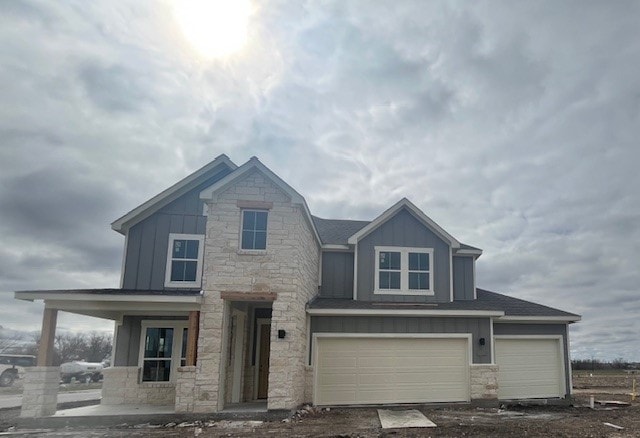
[315,337,470,405]
[495,338,564,399]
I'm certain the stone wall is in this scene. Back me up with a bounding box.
[175,366,197,412]
[101,367,175,406]
[20,367,59,417]
[191,293,226,412]
[470,364,499,403]
[195,168,320,412]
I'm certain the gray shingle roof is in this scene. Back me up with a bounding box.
[311,216,370,245]
[307,288,579,319]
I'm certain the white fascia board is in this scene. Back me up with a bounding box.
[307,308,505,317]
[347,198,461,248]
[321,244,351,251]
[495,315,582,323]
[111,154,237,234]
[44,300,199,313]
[199,157,322,246]
[15,291,202,304]
[453,249,483,257]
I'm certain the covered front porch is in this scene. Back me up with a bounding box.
[13,289,283,418]
[13,289,202,418]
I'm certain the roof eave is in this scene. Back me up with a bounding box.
[14,290,202,304]
[307,308,505,317]
[454,249,483,258]
[495,315,582,323]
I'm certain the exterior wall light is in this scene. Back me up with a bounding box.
[278,329,286,339]
[479,337,486,346]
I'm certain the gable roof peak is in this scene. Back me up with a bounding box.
[199,156,322,246]
[111,153,237,235]
[347,198,461,248]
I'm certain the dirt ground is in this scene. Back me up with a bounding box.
[1,383,638,437]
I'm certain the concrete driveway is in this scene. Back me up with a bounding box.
[0,389,101,410]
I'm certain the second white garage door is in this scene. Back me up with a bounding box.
[495,337,565,399]
[314,336,470,405]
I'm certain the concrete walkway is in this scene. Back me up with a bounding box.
[54,403,173,417]
[0,389,102,410]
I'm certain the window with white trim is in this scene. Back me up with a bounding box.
[374,247,434,295]
[164,234,204,288]
[240,210,268,250]
[139,321,188,382]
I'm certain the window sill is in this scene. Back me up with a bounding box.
[139,382,175,388]
[164,281,202,288]
[237,249,267,255]
[373,290,435,296]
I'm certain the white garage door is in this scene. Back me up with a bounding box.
[314,336,470,405]
[495,337,565,399]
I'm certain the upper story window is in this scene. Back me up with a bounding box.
[241,210,268,250]
[374,246,434,295]
[164,233,204,288]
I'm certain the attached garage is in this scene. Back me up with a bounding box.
[313,335,471,405]
[494,336,566,399]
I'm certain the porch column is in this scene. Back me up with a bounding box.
[186,311,200,366]
[37,308,57,366]
[21,307,60,417]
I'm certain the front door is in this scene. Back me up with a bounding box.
[257,323,270,399]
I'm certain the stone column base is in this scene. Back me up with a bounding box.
[20,367,60,418]
[175,366,197,413]
[470,364,499,407]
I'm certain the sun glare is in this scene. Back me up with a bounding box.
[173,0,251,59]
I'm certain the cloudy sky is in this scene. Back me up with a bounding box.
[0,1,638,361]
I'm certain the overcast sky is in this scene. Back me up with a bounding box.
[1,1,638,361]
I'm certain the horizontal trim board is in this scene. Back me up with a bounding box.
[494,335,564,340]
[496,316,580,323]
[44,300,200,313]
[16,292,202,304]
[307,308,504,317]
[237,200,273,210]
[314,333,473,339]
[321,244,352,251]
[220,291,277,301]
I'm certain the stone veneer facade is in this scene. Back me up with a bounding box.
[185,169,319,412]
[101,367,175,406]
[20,367,60,417]
[470,364,499,404]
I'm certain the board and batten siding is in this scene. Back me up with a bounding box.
[493,323,571,397]
[310,316,492,364]
[452,256,474,300]
[121,169,232,290]
[356,208,451,302]
[319,252,354,298]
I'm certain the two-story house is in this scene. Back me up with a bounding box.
[16,154,580,417]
